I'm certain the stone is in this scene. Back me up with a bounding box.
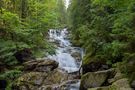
[71,52,82,61]
[80,69,115,90]
[131,80,135,89]
[88,86,110,90]
[13,69,68,90]
[88,78,133,90]
[111,78,132,90]
[82,62,109,74]
[43,69,68,85]
[39,85,53,90]
[59,80,80,90]
[108,70,124,84]
[15,72,47,86]
[23,59,58,72]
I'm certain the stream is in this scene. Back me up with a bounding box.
[47,28,83,90]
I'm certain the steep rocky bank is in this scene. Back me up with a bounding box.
[12,59,74,90]
[80,62,133,90]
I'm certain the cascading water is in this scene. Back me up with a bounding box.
[48,28,83,90]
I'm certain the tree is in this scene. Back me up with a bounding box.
[68,0,135,82]
[0,0,67,89]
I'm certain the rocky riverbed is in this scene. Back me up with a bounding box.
[12,28,134,90]
[13,29,83,90]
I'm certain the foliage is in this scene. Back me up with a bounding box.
[0,70,22,90]
[0,0,66,64]
[0,0,66,89]
[0,70,22,80]
[68,0,135,81]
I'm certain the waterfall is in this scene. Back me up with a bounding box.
[48,28,82,73]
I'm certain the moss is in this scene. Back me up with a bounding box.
[116,53,135,83]
[80,69,112,90]
[71,39,82,47]
[129,72,135,84]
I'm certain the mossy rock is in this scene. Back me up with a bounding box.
[108,69,124,84]
[88,78,133,90]
[80,69,114,90]
[82,61,110,74]
[43,69,68,85]
[14,72,48,86]
[110,78,132,90]
[23,59,58,72]
[13,69,68,90]
[88,86,110,90]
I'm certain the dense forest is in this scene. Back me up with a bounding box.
[0,0,66,89]
[68,0,135,89]
[0,0,135,90]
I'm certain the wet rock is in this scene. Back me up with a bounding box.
[53,40,61,47]
[59,80,80,90]
[80,69,115,90]
[68,71,81,79]
[71,52,82,61]
[39,85,53,90]
[23,59,58,72]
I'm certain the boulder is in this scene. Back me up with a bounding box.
[71,52,82,61]
[59,80,80,90]
[23,59,58,72]
[80,69,115,90]
[43,69,68,85]
[39,85,53,90]
[88,78,133,90]
[88,86,110,90]
[82,62,109,74]
[110,78,132,90]
[13,69,68,90]
[108,70,124,84]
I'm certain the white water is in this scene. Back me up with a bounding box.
[65,0,70,9]
[48,28,83,73]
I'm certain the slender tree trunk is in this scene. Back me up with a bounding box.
[21,0,27,21]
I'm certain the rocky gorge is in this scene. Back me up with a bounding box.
[80,60,134,90]
[11,29,134,90]
[12,29,83,90]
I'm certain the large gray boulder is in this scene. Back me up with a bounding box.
[88,86,110,90]
[71,51,82,61]
[23,59,58,72]
[80,69,115,90]
[13,69,68,90]
[88,78,133,90]
[111,78,133,90]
